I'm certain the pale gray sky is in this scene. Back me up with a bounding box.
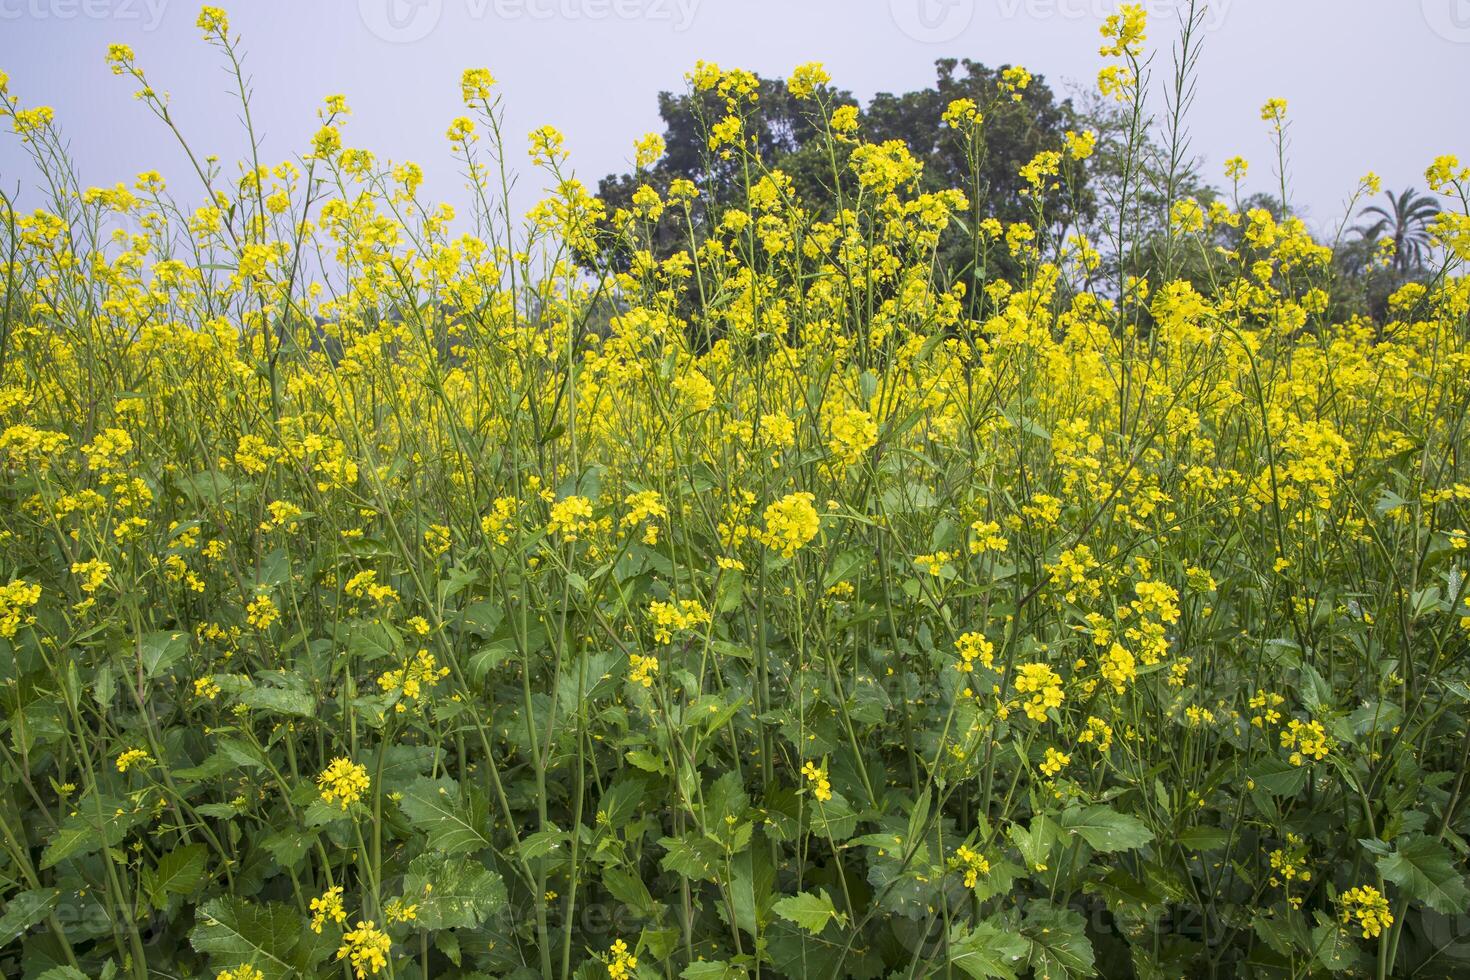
[2,0,1468,235]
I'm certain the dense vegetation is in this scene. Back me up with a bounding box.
[1,5,1470,979]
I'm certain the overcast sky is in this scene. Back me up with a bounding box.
[2,0,1468,236]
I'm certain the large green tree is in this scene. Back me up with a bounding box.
[594,59,1093,293]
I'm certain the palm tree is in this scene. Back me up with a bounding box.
[1356,188,1441,278]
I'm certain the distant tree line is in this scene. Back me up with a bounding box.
[591,60,1445,329]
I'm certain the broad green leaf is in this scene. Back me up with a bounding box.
[261,828,316,869]
[190,897,300,980]
[1009,815,1060,873]
[236,684,315,718]
[1023,902,1095,979]
[1175,826,1230,852]
[149,843,208,907]
[0,888,60,946]
[660,833,724,882]
[681,961,745,979]
[399,776,491,855]
[518,827,569,862]
[1249,757,1308,798]
[807,792,857,842]
[949,918,1029,979]
[603,867,656,917]
[402,853,507,930]
[597,777,645,829]
[772,889,844,935]
[34,969,88,980]
[625,749,668,774]
[1311,912,1363,972]
[140,631,188,677]
[1376,834,1470,914]
[1060,805,1154,853]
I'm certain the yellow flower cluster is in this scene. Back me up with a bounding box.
[826,407,878,466]
[951,844,990,888]
[622,490,667,545]
[310,886,347,933]
[216,967,264,980]
[968,520,1008,555]
[761,492,819,558]
[628,653,659,688]
[1339,885,1393,940]
[337,921,391,978]
[377,649,450,707]
[1098,3,1147,57]
[1039,746,1070,777]
[548,495,597,542]
[607,939,638,980]
[647,598,710,644]
[2,23,1469,977]
[1281,718,1333,766]
[1268,834,1312,891]
[1099,642,1136,694]
[801,760,832,802]
[116,748,152,773]
[1012,663,1064,722]
[0,580,41,638]
[317,758,371,810]
[954,632,995,673]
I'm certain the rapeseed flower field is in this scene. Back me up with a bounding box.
[2,5,1470,978]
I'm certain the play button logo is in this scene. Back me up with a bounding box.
[1423,0,1470,42]
[360,0,443,43]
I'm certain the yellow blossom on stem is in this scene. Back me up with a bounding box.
[317,757,370,810]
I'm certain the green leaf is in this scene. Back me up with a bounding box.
[659,833,724,882]
[1023,902,1096,979]
[603,867,657,917]
[773,889,844,935]
[519,827,569,862]
[1249,757,1308,797]
[1311,912,1363,973]
[398,776,491,855]
[149,843,208,907]
[681,961,745,979]
[807,792,857,842]
[949,918,1029,979]
[261,828,317,869]
[1060,805,1154,853]
[140,631,188,677]
[0,888,61,946]
[597,777,645,829]
[435,929,462,967]
[1009,815,1060,872]
[236,684,315,718]
[34,969,88,980]
[625,749,667,774]
[402,853,507,931]
[1175,826,1230,852]
[704,770,750,825]
[190,897,301,979]
[41,796,149,868]
[1376,834,1470,914]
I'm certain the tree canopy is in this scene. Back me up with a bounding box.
[594,58,1093,294]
